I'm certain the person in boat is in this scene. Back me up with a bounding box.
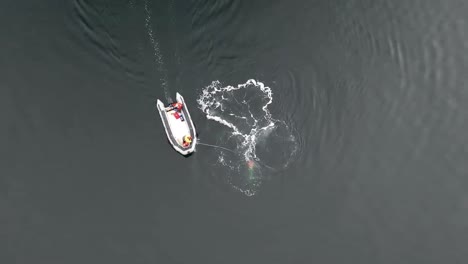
[182,135,192,147]
[166,102,183,112]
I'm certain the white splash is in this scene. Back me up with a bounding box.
[198,79,276,162]
[197,79,297,196]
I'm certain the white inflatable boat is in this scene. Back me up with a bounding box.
[156,93,197,156]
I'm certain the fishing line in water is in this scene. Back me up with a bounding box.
[197,142,257,171]
[197,142,236,153]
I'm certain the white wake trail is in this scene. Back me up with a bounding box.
[144,0,169,100]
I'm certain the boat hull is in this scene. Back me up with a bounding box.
[156,93,197,155]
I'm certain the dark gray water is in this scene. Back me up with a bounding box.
[3,0,468,263]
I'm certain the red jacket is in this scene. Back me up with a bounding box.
[173,102,183,111]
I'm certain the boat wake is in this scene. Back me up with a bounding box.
[144,0,169,100]
[197,80,298,196]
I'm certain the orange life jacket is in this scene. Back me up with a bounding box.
[182,136,191,147]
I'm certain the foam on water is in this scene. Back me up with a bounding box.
[197,80,298,196]
[198,80,275,160]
